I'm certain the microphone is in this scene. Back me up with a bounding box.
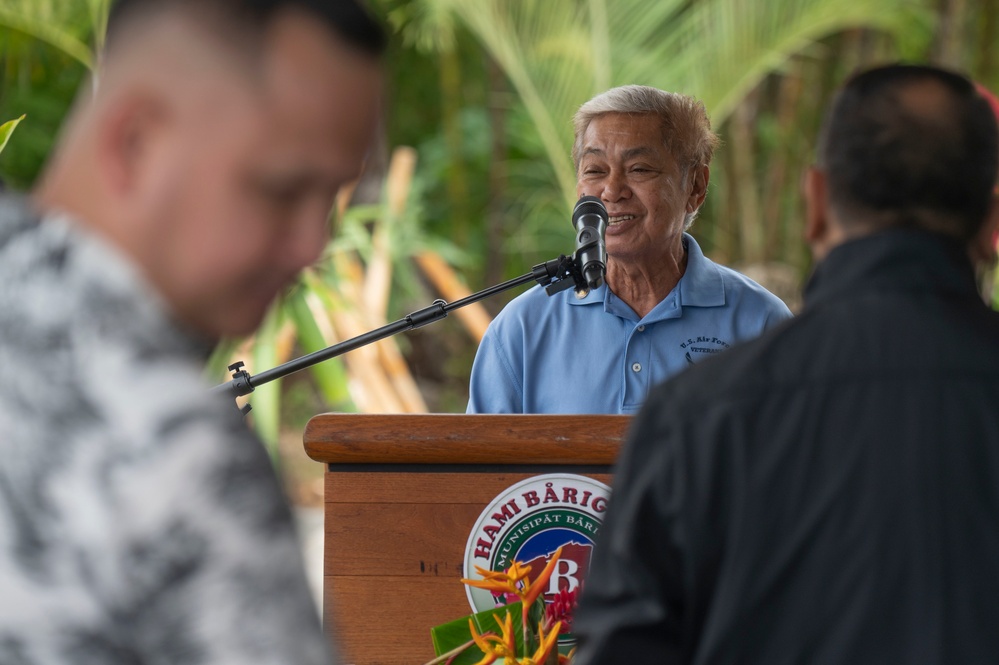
[572,195,608,293]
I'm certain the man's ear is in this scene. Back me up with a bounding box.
[95,91,169,197]
[804,166,843,260]
[970,194,999,267]
[803,166,828,245]
[686,165,709,213]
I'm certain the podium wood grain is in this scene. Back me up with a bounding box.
[304,414,629,665]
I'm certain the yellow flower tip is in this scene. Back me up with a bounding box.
[465,562,535,601]
[505,560,533,583]
[468,622,500,665]
[467,618,508,665]
[462,578,520,597]
[523,547,564,607]
[470,651,499,665]
[469,618,488,649]
[461,577,497,588]
[474,565,506,579]
[502,611,517,651]
[481,571,510,581]
[558,647,577,664]
[532,620,561,664]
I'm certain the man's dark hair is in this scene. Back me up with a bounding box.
[106,0,386,58]
[817,63,999,241]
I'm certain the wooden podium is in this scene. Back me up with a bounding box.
[303,414,630,665]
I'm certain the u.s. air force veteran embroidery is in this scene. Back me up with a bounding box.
[681,335,732,364]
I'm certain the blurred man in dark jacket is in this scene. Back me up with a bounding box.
[575,64,999,664]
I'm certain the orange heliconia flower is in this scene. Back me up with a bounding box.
[466,610,563,665]
[468,611,517,665]
[521,619,561,665]
[461,547,565,633]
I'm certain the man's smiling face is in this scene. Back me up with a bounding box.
[575,112,693,264]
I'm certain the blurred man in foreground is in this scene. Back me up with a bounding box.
[575,64,999,663]
[467,85,791,414]
[0,0,383,662]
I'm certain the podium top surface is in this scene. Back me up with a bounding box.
[303,414,630,466]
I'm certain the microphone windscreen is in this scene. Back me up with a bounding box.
[572,196,607,226]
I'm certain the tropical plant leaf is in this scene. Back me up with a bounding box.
[87,0,111,56]
[412,0,925,207]
[430,601,527,664]
[248,305,285,463]
[284,278,353,408]
[204,338,245,385]
[0,1,98,69]
[0,115,25,155]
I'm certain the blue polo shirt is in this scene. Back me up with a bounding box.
[466,234,793,414]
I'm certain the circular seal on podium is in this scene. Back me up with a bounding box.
[463,473,611,646]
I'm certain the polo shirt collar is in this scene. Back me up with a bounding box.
[677,234,726,308]
[565,233,726,318]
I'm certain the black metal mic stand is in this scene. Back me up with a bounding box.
[211,252,592,412]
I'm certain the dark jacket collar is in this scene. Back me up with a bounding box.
[804,228,980,309]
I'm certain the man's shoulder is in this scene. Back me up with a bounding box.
[0,199,230,459]
[683,236,793,317]
[711,260,793,313]
[0,196,56,285]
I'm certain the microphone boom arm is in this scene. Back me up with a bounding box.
[212,252,591,410]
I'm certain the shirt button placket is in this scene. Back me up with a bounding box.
[632,325,646,373]
[624,323,651,410]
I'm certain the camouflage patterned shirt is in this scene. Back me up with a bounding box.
[0,198,334,665]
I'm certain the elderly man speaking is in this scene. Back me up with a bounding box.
[468,85,792,414]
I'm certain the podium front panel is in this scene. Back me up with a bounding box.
[304,414,629,665]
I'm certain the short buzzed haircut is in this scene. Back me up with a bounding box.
[817,64,999,241]
[106,0,386,59]
[572,85,720,174]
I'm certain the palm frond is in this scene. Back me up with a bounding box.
[419,0,924,206]
[0,0,100,68]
